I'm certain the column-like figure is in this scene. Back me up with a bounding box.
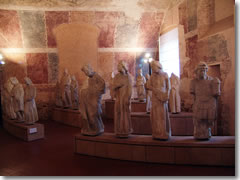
[71,75,79,110]
[24,77,39,125]
[61,69,72,108]
[145,74,152,114]
[10,77,24,122]
[190,62,220,140]
[113,61,133,138]
[148,61,171,140]
[109,72,116,100]
[80,64,105,136]
[2,79,16,119]
[136,69,146,102]
[169,73,181,114]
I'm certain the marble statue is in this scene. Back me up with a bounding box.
[24,77,39,125]
[169,73,181,114]
[71,75,79,110]
[136,69,146,102]
[109,72,116,100]
[60,69,72,108]
[145,74,152,114]
[113,61,133,138]
[79,64,105,136]
[148,61,171,140]
[2,79,16,119]
[55,80,63,107]
[10,77,25,122]
[190,62,221,140]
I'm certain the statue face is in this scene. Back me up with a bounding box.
[197,68,207,79]
[152,64,161,74]
[117,64,125,74]
[82,66,93,77]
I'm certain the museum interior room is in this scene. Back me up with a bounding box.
[0,0,236,176]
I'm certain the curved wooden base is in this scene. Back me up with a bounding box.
[75,133,235,166]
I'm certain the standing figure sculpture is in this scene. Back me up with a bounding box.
[145,74,152,114]
[24,77,39,125]
[10,77,25,122]
[190,62,220,140]
[60,69,72,108]
[2,79,16,120]
[136,69,146,102]
[71,75,79,110]
[169,73,181,114]
[109,72,116,100]
[148,61,171,140]
[80,64,105,136]
[113,61,133,138]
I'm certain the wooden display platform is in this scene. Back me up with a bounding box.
[52,108,82,128]
[75,133,235,166]
[131,112,193,136]
[105,100,146,119]
[3,120,44,141]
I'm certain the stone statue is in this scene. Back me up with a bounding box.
[113,61,133,138]
[136,69,146,102]
[148,61,171,140]
[145,74,152,114]
[24,77,39,125]
[109,72,116,100]
[71,75,79,110]
[79,64,105,136]
[60,69,72,108]
[10,77,25,122]
[2,79,16,119]
[169,73,181,114]
[55,80,63,107]
[190,62,220,140]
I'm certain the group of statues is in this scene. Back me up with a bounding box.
[55,69,79,110]
[74,60,220,141]
[2,77,38,125]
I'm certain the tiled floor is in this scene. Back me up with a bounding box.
[0,120,235,176]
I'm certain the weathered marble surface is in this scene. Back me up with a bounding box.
[0,10,23,48]
[80,65,105,136]
[136,69,146,102]
[10,77,25,122]
[19,11,46,48]
[48,53,59,84]
[24,77,39,125]
[26,53,48,84]
[169,73,181,113]
[60,69,72,109]
[46,11,69,47]
[148,61,171,140]
[190,62,221,140]
[113,61,133,138]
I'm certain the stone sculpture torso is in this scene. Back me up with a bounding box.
[80,72,105,136]
[113,72,133,137]
[61,73,72,108]
[169,74,181,113]
[136,74,146,101]
[148,72,171,140]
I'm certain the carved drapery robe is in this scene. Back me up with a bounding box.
[148,72,171,140]
[61,74,72,108]
[136,75,146,101]
[79,73,105,136]
[169,74,181,113]
[113,73,132,137]
[71,80,79,110]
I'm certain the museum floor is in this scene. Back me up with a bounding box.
[0,120,235,176]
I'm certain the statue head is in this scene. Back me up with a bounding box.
[117,61,128,74]
[195,61,208,79]
[138,69,143,76]
[81,64,94,77]
[24,77,33,85]
[150,60,163,74]
[72,75,76,81]
[9,77,19,85]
